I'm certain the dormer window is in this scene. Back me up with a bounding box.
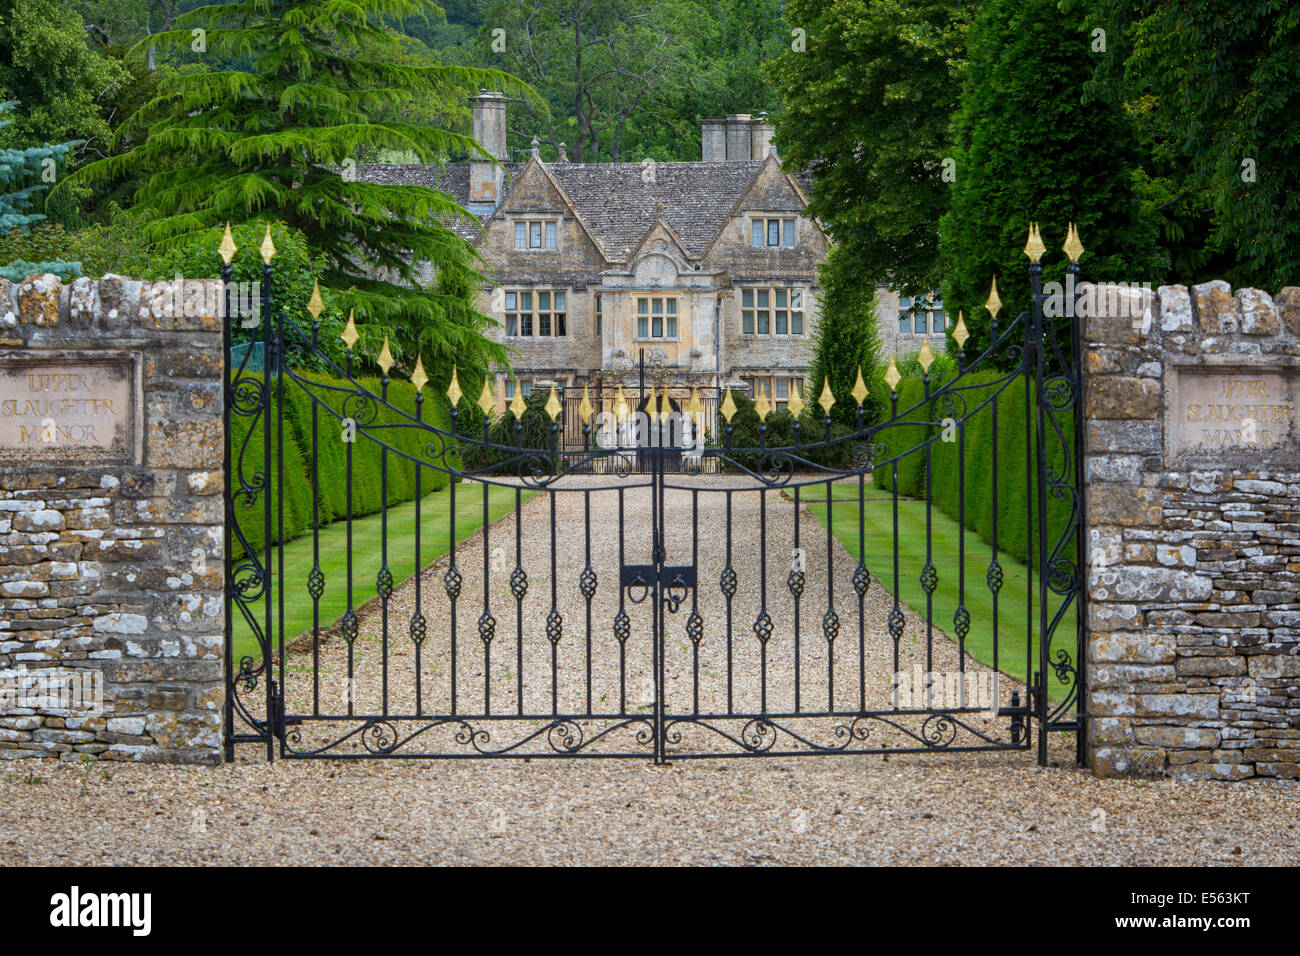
[514,219,558,250]
[751,217,796,248]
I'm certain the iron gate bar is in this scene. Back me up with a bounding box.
[224,225,1086,764]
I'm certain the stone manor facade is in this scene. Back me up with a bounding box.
[363,94,839,412]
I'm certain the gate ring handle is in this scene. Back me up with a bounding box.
[627,575,649,604]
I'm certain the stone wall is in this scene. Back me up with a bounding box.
[1085,280,1300,780]
[0,273,224,764]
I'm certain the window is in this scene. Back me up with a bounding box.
[594,293,602,337]
[636,297,677,338]
[742,287,804,336]
[504,289,567,337]
[745,374,806,410]
[751,217,796,248]
[898,292,944,335]
[514,219,559,250]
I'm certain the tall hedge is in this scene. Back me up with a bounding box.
[872,369,1074,567]
[229,371,452,560]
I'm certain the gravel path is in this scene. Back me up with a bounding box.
[6,474,1294,865]
[2,745,1296,865]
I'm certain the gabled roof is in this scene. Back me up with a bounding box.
[360,157,815,260]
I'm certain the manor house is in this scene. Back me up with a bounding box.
[362,93,942,414]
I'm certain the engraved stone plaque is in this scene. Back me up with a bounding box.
[0,351,142,464]
[1166,362,1300,465]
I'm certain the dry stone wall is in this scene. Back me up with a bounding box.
[0,273,224,764]
[1084,280,1300,780]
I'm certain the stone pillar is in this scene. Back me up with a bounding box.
[0,274,224,763]
[1084,280,1300,780]
[751,123,776,160]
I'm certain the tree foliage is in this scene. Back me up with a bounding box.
[771,0,969,298]
[938,0,1163,357]
[807,242,885,429]
[0,100,81,280]
[1079,0,1300,288]
[56,0,533,374]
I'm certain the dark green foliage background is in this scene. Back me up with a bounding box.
[229,370,452,560]
[872,370,1074,568]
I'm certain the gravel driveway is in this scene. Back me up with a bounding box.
[5,474,1295,866]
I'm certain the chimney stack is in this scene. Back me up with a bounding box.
[725,114,753,162]
[701,118,727,162]
[470,91,508,207]
[701,114,773,162]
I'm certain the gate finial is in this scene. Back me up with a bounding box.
[952,311,969,351]
[477,378,496,416]
[219,222,237,264]
[341,309,359,350]
[446,365,463,406]
[985,276,1003,320]
[818,378,835,416]
[307,280,325,319]
[377,336,394,375]
[509,383,527,419]
[851,366,869,406]
[545,385,562,421]
[884,356,901,393]
[720,388,737,423]
[1023,223,1045,263]
[411,354,428,393]
[1063,222,1084,262]
[754,385,771,422]
[260,223,277,264]
[918,339,934,374]
[786,380,805,418]
[578,384,594,423]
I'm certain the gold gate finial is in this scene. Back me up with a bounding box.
[818,379,835,416]
[884,356,902,392]
[477,377,495,416]
[446,365,463,406]
[952,311,969,351]
[218,222,237,264]
[341,309,359,350]
[260,223,277,264]
[377,336,394,375]
[1023,222,1045,263]
[851,366,869,406]
[1063,222,1084,262]
[985,276,1003,320]
[411,355,428,393]
[720,388,737,423]
[307,280,325,319]
[786,380,805,419]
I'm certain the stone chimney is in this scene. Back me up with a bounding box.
[701,118,727,162]
[470,91,508,207]
[751,122,775,160]
[725,114,753,161]
[701,114,773,162]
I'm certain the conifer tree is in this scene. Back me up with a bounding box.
[0,100,81,281]
[59,0,532,371]
[807,243,884,429]
[939,0,1163,357]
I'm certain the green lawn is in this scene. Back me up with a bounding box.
[802,481,1077,704]
[231,482,529,665]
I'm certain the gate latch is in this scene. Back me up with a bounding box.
[620,564,696,612]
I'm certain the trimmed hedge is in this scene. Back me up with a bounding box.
[229,371,453,560]
[872,369,1074,567]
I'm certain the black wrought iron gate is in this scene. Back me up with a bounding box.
[225,225,1087,765]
